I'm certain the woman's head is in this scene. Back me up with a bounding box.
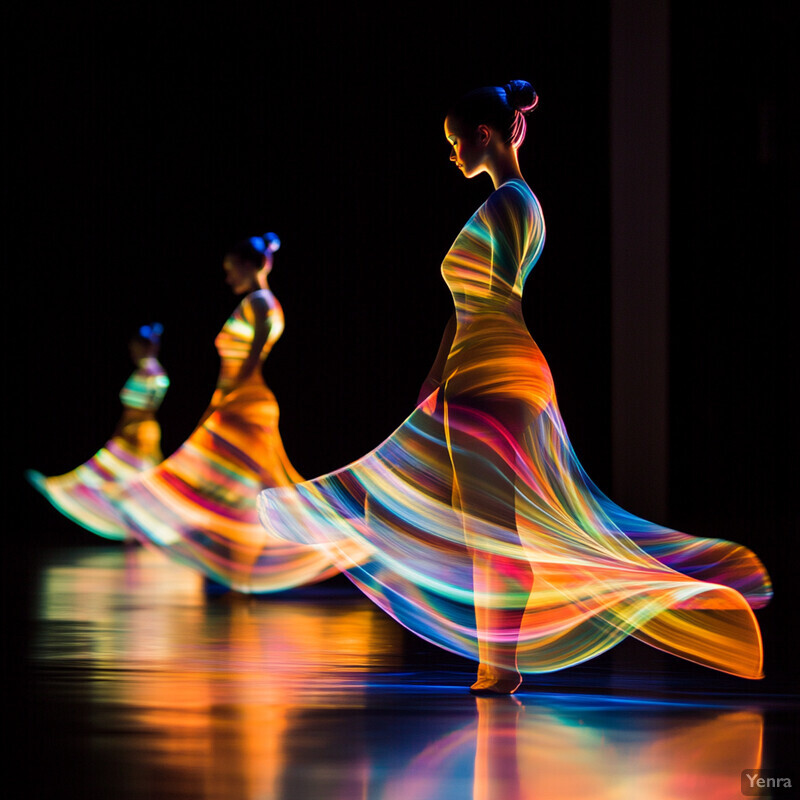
[129,322,163,362]
[445,80,538,179]
[223,231,281,294]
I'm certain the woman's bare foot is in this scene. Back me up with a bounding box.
[469,663,522,695]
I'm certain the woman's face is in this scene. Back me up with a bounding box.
[129,339,155,364]
[223,255,260,294]
[444,116,486,178]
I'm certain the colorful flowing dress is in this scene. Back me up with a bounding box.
[258,179,772,678]
[99,289,343,591]
[26,356,169,539]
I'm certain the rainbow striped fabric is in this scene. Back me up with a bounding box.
[258,180,772,678]
[105,291,343,591]
[27,358,170,538]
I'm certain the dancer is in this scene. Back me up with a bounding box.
[258,81,771,692]
[104,232,345,591]
[27,323,169,539]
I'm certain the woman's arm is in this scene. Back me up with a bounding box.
[416,312,456,405]
[196,293,271,426]
[482,183,529,295]
[224,293,271,389]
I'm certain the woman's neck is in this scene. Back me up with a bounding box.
[485,148,523,189]
[242,276,269,294]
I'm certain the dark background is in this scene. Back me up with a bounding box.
[4,1,797,679]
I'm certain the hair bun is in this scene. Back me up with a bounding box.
[504,80,538,114]
[263,232,281,253]
[138,322,163,343]
[246,232,281,255]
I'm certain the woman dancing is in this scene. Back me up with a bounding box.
[27,323,169,539]
[103,232,346,591]
[258,82,772,692]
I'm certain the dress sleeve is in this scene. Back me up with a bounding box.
[241,290,285,352]
[478,184,528,297]
[479,183,543,298]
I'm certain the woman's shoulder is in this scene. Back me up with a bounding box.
[494,178,538,205]
[239,289,274,310]
[481,179,542,222]
[135,357,167,378]
[238,289,282,323]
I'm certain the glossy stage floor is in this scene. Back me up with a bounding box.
[11,545,799,799]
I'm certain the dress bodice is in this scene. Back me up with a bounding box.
[119,357,170,411]
[441,179,545,323]
[439,180,550,403]
[214,290,284,385]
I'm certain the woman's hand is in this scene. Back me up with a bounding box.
[417,313,456,405]
[416,384,440,414]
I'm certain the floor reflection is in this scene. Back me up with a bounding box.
[28,546,789,800]
[381,698,763,800]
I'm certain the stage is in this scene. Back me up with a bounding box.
[11,545,797,799]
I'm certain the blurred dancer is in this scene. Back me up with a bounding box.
[27,323,169,539]
[105,233,344,592]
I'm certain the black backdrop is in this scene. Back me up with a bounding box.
[5,2,798,673]
[9,2,614,512]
